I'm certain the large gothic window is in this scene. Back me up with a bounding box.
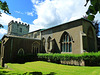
[47,36,51,50]
[61,32,72,52]
[42,38,46,50]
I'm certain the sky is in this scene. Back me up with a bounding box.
[0,0,100,39]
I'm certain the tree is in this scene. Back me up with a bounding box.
[0,0,10,28]
[85,0,100,21]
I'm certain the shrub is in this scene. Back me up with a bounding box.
[38,53,83,62]
[38,52,100,66]
[83,52,100,66]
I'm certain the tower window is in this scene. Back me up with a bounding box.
[20,28,22,33]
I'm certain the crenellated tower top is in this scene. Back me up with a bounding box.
[8,20,29,27]
[7,20,29,36]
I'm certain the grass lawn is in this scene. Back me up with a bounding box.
[0,66,11,74]
[5,61,100,75]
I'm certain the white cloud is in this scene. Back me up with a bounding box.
[29,24,44,32]
[0,13,22,25]
[15,11,24,14]
[31,0,44,4]
[0,28,7,39]
[15,10,35,17]
[0,28,7,34]
[31,0,37,4]
[31,0,91,28]
[94,12,100,22]
[26,12,34,16]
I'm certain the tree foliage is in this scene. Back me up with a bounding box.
[0,0,10,28]
[85,0,100,21]
[0,0,10,15]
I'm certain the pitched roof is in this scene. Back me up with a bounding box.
[41,18,94,32]
[1,35,41,40]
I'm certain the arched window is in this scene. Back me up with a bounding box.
[32,41,40,54]
[47,36,51,51]
[42,38,46,47]
[18,48,24,55]
[60,32,72,52]
[42,38,46,50]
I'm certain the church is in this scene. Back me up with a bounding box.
[0,18,97,63]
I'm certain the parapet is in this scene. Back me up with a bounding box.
[8,20,30,27]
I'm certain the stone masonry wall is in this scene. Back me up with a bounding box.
[7,20,29,36]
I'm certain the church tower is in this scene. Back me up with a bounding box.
[7,20,29,36]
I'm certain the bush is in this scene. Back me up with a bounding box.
[38,53,83,64]
[83,52,100,66]
[38,52,100,66]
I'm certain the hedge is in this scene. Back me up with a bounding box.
[83,52,100,66]
[38,52,100,66]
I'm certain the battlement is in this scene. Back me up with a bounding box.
[8,20,29,27]
[7,20,29,36]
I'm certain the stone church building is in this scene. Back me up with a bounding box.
[0,18,97,63]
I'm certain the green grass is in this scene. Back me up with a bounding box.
[6,61,100,75]
[0,66,11,75]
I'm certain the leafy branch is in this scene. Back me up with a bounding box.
[0,0,10,28]
[85,0,100,21]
